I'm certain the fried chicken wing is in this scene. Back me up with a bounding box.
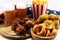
[44,20,55,25]
[53,20,59,26]
[49,14,59,20]
[37,14,49,23]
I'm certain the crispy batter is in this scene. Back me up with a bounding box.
[49,24,57,36]
[45,23,53,30]
[44,20,55,25]
[49,14,59,20]
[53,20,59,26]
[37,14,49,23]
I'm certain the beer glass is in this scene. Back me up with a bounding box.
[16,2,27,19]
[4,4,16,26]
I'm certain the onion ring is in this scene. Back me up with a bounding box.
[36,24,46,36]
[37,14,49,23]
[46,30,50,37]
[33,24,38,33]
[33,23,57,37]
[33,24,46,36]
[49,24,57,36]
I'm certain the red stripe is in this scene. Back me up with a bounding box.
[32,4,36,20]
[36,4,39,18]
[41,5,43,15]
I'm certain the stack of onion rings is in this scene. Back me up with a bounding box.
[33,23,57,37]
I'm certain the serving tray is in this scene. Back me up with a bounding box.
[0,7,60,40]
[0,24,31,39]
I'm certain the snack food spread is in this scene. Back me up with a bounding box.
[32,14,59,37]
[0,0,60,40]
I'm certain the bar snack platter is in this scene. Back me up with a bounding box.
[0,6,60,40]
[0,0,60,39]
